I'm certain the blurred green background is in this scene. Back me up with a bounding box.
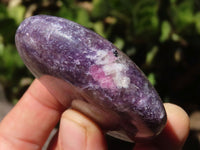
[0,0,200,149]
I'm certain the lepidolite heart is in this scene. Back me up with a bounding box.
[15,15,166,142]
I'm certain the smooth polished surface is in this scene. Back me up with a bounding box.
[15,15,166,142]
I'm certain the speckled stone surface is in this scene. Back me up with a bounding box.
[15,15,166,142]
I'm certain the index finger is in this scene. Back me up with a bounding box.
[0,79,65,149]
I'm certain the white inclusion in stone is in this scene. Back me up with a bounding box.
[86,50,109,65]
[96,50,130,88]
[87,50,131,89]
[103,63,124,75]
[103,63,130,88]
[94,50,110,65]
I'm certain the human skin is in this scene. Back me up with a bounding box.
[0,79,189,150]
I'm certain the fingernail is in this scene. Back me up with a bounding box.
[59,118,86,150]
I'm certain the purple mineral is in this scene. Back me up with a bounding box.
[15,15,166,142]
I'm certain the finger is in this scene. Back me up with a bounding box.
[0,79,65,150]
[157,103,190,149]
[55,109,107,150]
[134,103,190,150]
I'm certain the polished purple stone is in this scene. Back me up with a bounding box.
[15,15,166,142]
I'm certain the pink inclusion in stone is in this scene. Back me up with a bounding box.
[107,51,117,63]
[89,65,116,89]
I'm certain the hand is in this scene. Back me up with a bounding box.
[0,79,189,150]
